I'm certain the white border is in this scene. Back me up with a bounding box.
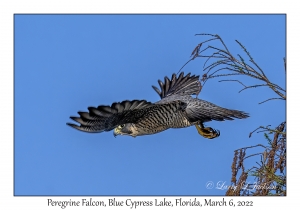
[0,0,296,209]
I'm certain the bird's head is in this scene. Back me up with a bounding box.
[113,123,137,138]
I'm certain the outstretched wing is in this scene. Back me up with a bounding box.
[152,72,201,99]
[67,100,153,133]
[67,100,187,133]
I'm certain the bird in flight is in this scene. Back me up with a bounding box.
[67,72,249,139]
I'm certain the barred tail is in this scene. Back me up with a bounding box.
[186,102,249,123]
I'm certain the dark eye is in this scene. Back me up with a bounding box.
[120,124,125,128]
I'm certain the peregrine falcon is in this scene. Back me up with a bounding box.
[67,72,249,139]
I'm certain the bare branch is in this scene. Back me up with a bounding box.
[239,84,272,93]
[176,58,193,75]
[236,39,267,79]
[243,152,264,161]
[258,97,285,105]
[218,79,247,88]
[182,34,286,104]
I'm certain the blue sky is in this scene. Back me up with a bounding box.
[14,15,285,196]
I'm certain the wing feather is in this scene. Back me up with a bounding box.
[67,100,154,133]
[152,72,201,99]
[67,100,187,133]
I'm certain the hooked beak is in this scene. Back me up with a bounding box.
[113,128,120,138]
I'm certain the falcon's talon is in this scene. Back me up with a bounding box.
[195,124,220,139]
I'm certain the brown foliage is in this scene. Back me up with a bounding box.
[226,122,286,196]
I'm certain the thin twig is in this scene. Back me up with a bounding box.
[258,97,285,105]
[218,80,247,88]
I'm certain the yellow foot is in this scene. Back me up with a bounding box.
[195,124,220,139]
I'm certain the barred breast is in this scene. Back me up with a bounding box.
[134,101,192,135]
